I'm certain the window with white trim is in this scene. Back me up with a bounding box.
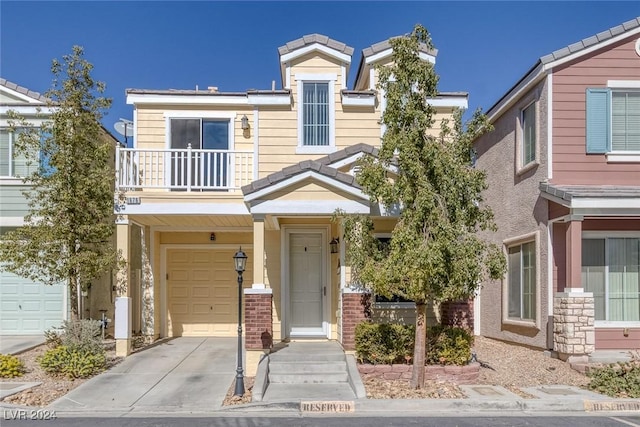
[586,88,640,153]
[0,128,42,178]
[507,241,536,321]
[582,237,640,322]
[296,74,335,153]
[302,82,329,146]
[521,102,536,165]
[168,118,231,189]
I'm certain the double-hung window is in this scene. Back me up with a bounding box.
[296,74,335,154]
[586,87,640,155]
[582,237,640,323]
[521,103,536,166]
[507,241,536,322]
[0,128,41,178]
[168,117,232,190]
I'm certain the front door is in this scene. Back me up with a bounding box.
[289,232,325,336]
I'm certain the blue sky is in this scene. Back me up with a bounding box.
[2,1,639,145]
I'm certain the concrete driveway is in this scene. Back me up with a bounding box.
[0,335,45,355]
[50,337,238,414]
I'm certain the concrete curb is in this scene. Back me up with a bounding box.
[251,354,270,402]
[345,354,367,399]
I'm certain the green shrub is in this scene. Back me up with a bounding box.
[355,323,414,364]
[355,322,473,366]
[588,362,640,398]
[0,354,25,378]
[426,325,474,366]
[37,345,106,379]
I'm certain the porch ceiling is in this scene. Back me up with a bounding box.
[133,215,253,229]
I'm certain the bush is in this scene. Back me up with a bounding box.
[355,322,473,366]
[587,362,640,398]
[57,319,103,353]
[426,325,474,366]
[37,345,106,379]
[0,354,25,378]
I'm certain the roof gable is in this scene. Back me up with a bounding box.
[486,16,640,121]
[0,78,49,105]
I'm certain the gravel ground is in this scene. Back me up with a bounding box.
[2,335,590,407]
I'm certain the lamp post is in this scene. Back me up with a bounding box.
[233,247,248,397]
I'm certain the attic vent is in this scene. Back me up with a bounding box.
[350,165,362,176]
[208,86,219,93]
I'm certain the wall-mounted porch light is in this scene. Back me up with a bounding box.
[330,238,339,254]
[241,115,250,130]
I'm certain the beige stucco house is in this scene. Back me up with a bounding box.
[474,17,640,362]
[113,34,468,371]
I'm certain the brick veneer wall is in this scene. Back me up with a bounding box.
[341,292,371,351]
[553,290,595,360]
[358,362,480,384]
[440,299,474,331]
[244,292,273,350]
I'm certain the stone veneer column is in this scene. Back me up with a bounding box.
[553,288,595,364]
[440,299,474,332]
[243,288,272,376]
[341,290,371,351]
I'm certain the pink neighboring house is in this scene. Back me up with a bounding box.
[474,17,640,358]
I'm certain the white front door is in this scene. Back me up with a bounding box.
[289,232,325,336]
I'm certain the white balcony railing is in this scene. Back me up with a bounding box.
[116,146,254,191]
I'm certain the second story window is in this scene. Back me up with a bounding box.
[586,87,640,155]
[296,74,336,154]
[521,102,536,165]
[169,118,232,189]
[0,128,40,178]
[302,82,329,146]
[612,91,640,152]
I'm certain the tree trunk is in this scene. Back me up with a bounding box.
[411,301,427,389]
[69,273,79,320]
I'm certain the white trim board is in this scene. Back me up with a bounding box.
[116,202,250,215]
[280,43,352,64]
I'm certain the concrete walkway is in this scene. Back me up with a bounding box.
[49,337,237,413]
[0,335,45,355]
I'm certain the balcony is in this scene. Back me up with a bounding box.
[116,146,254,192]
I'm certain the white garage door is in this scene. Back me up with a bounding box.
[0,271,65,335]
[167,248,252,337]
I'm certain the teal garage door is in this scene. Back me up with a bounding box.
[0,271,65,335]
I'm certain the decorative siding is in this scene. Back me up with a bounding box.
[595,328,640,350]
[552,36,640,185]
[0,184,30,218]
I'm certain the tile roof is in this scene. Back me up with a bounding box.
[540,17,640,64]
[539,183,640,200]
[242,143,379,196]
[0,78,49,103]
[362,38,438,59]
[278,34,354,57]
[487,16,640,117]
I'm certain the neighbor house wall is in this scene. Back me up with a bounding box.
[551,35,640,185]
[474,78,550,349]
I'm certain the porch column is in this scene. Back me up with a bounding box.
[244,288,273,376]
[252,216,266,289]
[565,216,583,291]
[115,220,132,357]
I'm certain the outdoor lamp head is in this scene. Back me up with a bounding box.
[241,115,249,130]
[234,247,247,273]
